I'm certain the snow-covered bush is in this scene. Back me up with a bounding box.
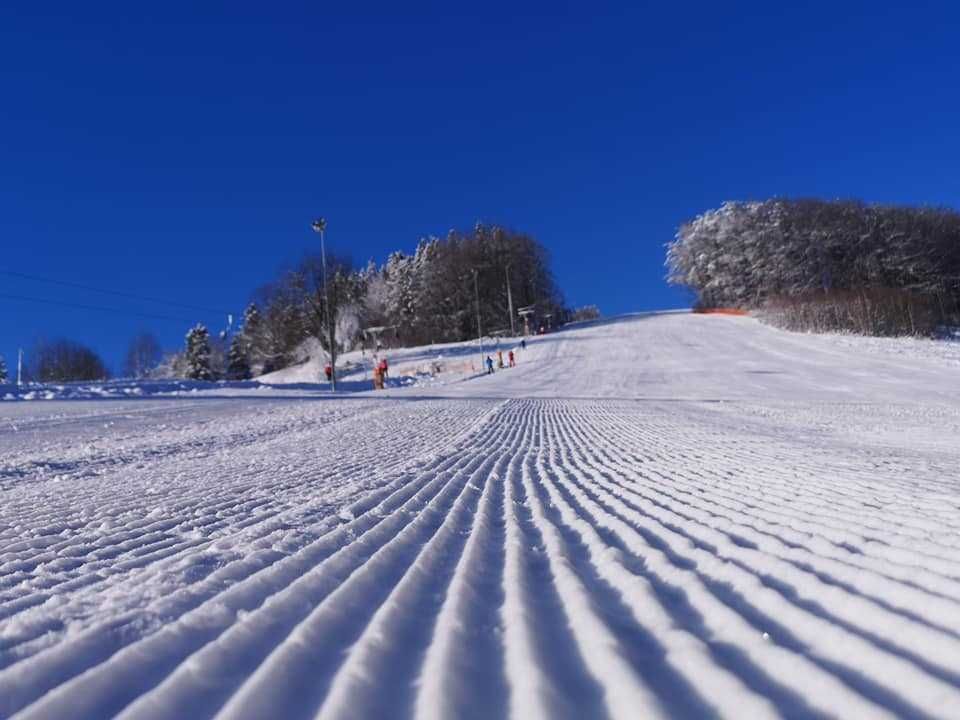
[570,305,601,322]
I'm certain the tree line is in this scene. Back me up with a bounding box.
[4,333,160,384]
[666,198,960,335]
[5,223,569,384]
[200,223,566,379]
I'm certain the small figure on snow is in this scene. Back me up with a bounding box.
[324,363,333,382]
[508,350,515,367]
[485,356,494,374]
[520,339,527,350]
[378,357,389,381]
[497,350,504,369]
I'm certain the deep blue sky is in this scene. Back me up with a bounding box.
[3,2,960,373]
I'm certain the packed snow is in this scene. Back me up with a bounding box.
[2,312,960,719]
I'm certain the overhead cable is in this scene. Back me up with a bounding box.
[0,269,231,316]
[0,292,199,324]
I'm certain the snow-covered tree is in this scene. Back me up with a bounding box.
[234,223,566,364]
[226,334,251,380]
[349,226,564,347]
[153,351,188,379]
[0,355,7,383]
[360,258,390,329]
[123,332,162,378]
[184,324,215,380]
[570,305,601,322]
[293,253,364,370]
[240,302,262,354]
[666,198,960,335]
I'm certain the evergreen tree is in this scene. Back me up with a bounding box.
[184,324,215,380]
[240,300,287,372]
[241,303,262,348]
[226,334,251,380]
[0,355,7,383]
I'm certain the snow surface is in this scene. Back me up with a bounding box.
[2,312,960,719]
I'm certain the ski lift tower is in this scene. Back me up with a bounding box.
[517,305,536,337]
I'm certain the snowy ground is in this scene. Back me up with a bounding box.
[2,313,960,719]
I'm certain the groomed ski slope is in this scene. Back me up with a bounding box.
[2,312,960,719]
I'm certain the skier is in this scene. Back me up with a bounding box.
[485,356,494,374]
[520,338,527,350]
[497,350,504,369]
[324,363,333,382]
[508,350,515,367]
[378,357,389,381]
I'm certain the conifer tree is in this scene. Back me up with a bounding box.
[226,334,251,380]
[242,302,262,341]
[184,324,214,380]
[239,302,265,367]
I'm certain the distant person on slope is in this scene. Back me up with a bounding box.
[324,363,333,382]
[520,338,527,350]
[378,357,388,381]
[497,350,504,369]
[485,356,494,374]
[508,350,515,367]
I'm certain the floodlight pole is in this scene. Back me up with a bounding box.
[474,269,484,370]
[311,217,336,391]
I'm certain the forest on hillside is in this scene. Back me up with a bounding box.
[214,223,567,377]
[666,199,960,336]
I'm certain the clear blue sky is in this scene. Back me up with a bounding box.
[3,1,959,373]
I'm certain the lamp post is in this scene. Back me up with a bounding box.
[311,217,336,391]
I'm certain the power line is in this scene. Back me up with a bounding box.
[0,269,231,316]
[0,292,201,324]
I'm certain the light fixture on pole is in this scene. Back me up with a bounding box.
[311,217,336,391]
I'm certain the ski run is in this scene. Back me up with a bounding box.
[3,311,960,719]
